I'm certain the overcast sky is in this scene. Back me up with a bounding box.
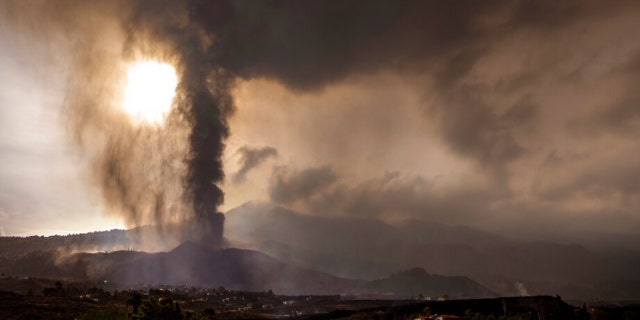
[1,1,640,241]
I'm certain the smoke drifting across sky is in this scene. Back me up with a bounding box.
[220,0,640,241]
[0,0,234,242]
[1,1,640,242]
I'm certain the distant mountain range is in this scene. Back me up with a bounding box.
[365,267,495,299]
[0,241,493,298]
[224,202,640,301]
[1,201,639,300]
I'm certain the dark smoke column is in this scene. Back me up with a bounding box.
[122,0,238,248]
[124,0,238,248]
[179,47,233,249]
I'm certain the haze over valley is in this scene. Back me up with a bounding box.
[1,1,640,316]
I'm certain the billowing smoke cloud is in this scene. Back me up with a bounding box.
[232,146,277,184]
[270,165,338,205]
[219,0,640,241]
[72,0,234,247]
[124,1,236,246]
[0,1,234,246]
[268,166,497,225]
[3,0,640,244]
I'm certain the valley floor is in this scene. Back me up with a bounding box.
[1,277,639,320]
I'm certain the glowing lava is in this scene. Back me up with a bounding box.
[122,61,178,124]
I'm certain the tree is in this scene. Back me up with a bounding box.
[129,297,183,320]
[623,310,640,320]
[202,308,216,320]
[127,292,143,314]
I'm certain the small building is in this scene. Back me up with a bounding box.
[414,314,462,320]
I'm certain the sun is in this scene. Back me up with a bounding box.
[122,61,178,124]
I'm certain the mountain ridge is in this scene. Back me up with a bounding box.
[2,201,640,300]
[224,202,640,300]
[0,241,494,298]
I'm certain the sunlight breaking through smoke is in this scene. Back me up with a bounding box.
[122,61,177,124]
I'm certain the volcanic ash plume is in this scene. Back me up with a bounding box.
[1,1,232,248]
[99,1,234,248]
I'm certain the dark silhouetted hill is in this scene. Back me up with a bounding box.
[0,242,498,298]
[102,242,355,294]
[365,267,496,299]
[224,202,640,301]
[3,201,640,300]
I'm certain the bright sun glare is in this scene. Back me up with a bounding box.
[123,61,178,124]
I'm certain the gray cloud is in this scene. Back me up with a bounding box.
[432,89,531,179]
[1,1,232,243]
[268,166,500,225]
[269,165,338,205]
[203,0,639,184]
[3,0,640,242]
[265,162,640,241]
[534,153,640,202]
[232,146,277,184]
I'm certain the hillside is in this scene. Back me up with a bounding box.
[0,242,497,298]
[0,242,353,295]
[224,202,640,300]
[2,201,640,300]
[104,242,356,294]
[365,267,496,299]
